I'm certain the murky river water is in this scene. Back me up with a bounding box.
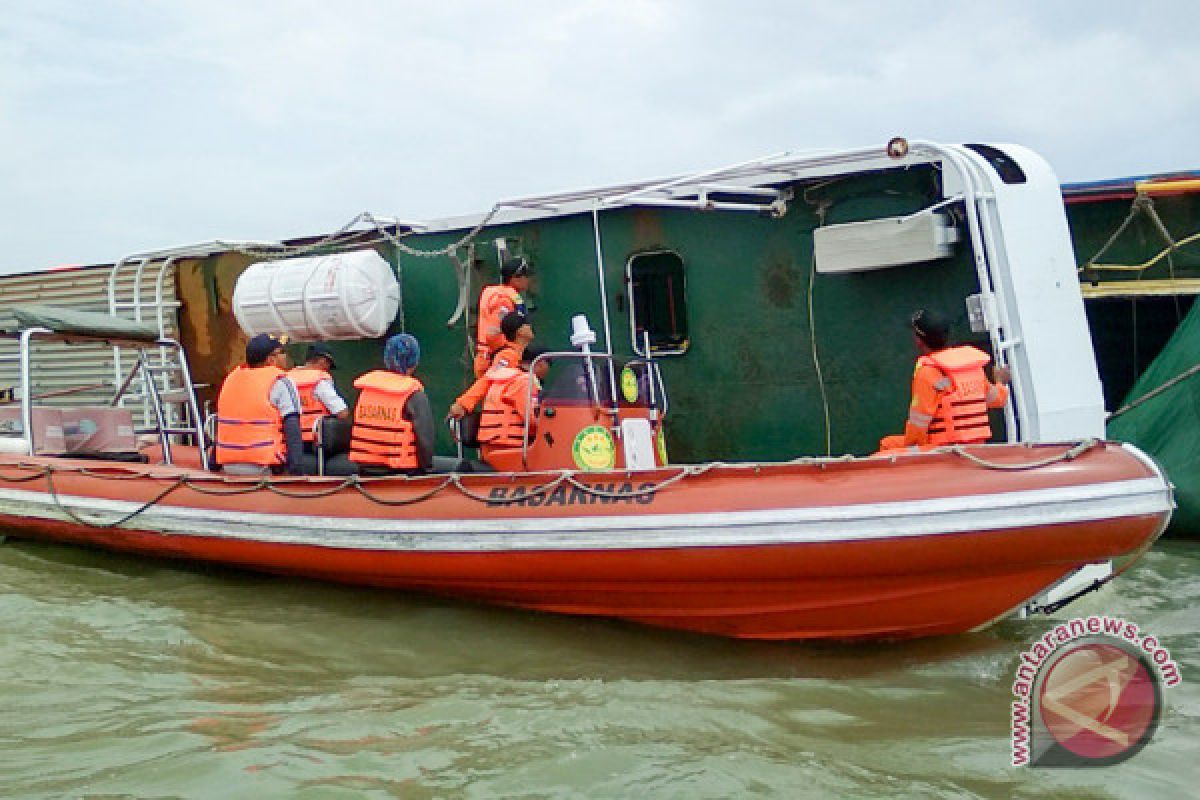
[1,536,1196,799]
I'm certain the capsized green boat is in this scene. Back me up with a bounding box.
[3,139,1106,473]
[1064,171,1200,536]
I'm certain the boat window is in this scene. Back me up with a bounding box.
[627,251,689,356]
[538,357,614,405]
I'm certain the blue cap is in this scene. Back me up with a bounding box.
[246,333,282,364]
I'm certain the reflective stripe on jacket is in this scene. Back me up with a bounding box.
[288,367,333,442]
[349,371,422,469]
[918,346,995,445]
[215,365,286,466]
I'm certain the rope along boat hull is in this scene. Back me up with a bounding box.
[0,442,1172,640]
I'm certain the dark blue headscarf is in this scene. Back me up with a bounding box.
[384,333,420,373]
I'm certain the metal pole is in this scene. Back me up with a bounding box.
[18,329,41,456]
[589,207,620,429]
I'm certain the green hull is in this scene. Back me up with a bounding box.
[1064,173,1200,536]
[176,165,983,462]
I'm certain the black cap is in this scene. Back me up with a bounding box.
[500,257,530,281]
[910,309,949,350]
[500,311,529,341]
[305,343,337,369]
[246,333,283,365]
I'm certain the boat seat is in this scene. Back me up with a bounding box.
[449,412,482,449]
[451,458,494,473]
[315,417,354,476]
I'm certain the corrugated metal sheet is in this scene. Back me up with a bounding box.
[0,264,181,418]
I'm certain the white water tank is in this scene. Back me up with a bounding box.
[232,250,400,341]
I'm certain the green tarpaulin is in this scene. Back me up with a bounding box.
[1108,300,1200,536]
[6,305,160,344]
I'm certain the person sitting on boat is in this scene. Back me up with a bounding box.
[473,257,530,378]
[450,310,534,417]
[449,330,546,471]
[878,309,1011,452]
[214,333,305,476]
[287,343,349,447]
[348,333,435,476]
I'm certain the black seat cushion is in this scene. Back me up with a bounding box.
[454,411,482,448]
[318,416,352,457]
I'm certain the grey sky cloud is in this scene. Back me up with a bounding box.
[1,1,1197,273]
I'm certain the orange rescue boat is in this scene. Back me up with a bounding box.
[0,309,1173,640]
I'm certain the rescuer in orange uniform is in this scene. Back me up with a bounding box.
[878,309,1011,452]
[287,343,349,446]
[449,313,545,469]
[349,333,435,475]
[215,333,305,475]
[473,258,530,378]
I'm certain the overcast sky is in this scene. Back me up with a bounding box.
[1,1,1196,273]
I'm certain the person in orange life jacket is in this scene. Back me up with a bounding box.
[449,311,534,420]
[878,309,1011,452]
[452,345,548,470]
[349,333,435,476]
[215,333,305,475]
[473,257,530,378]
[287,343,349,446]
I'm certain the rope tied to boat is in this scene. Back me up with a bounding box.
[43,466,188,529]
[449,472,571,504]
[353,475,457,506]
[948,439,1100,470]
[6,442,1099,532]
[16,457,715,530]
[1106,362,1200,422]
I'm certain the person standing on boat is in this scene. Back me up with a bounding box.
[349,333,435,475]
[473,258,530,378]
[878,309,1011,452]
[287,344,349,445]
[214,333,305,475]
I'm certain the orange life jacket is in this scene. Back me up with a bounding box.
[288,367,333,442]
[475,284,522,353]
[215,365,286,466]
[349,371,422,469]
[919,346,993,445]
[478,365,535,449]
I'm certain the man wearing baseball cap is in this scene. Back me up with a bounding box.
[214,333,304,475]
[288,343,349,446]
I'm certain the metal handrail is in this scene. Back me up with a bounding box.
[522,351,612,468]
[518,351,670,468]
[15,327,208,466]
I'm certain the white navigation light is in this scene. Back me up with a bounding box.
[570,314,597,349]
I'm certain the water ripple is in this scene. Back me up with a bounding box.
[1,538,1196,798]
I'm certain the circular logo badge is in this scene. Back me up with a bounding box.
[656,426,668,465]
[1034,640,1162,766]
[572,425,616,471]
[620,367,639,404]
